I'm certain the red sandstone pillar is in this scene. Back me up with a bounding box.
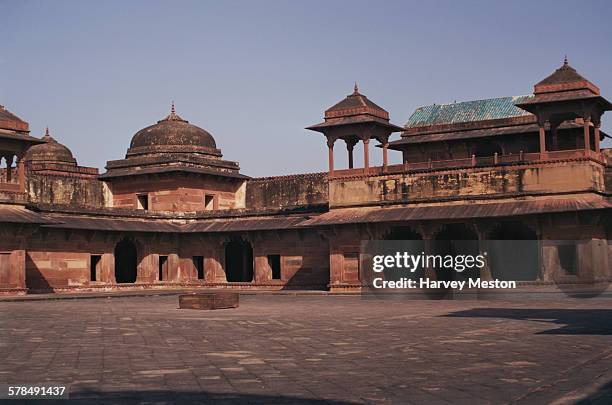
[168,254,181,282]
[551,126,558,151]
[583,118,591,151]
[383,142,389,169]
[594,123,601,153]
[254,255,271,282]
[99,253,115,284]
[363,138,370,171]
[538,124,546,157]
[5,156,12,182]
[327,139,335,174]
[9,249,26,290]
[17,155,25,192]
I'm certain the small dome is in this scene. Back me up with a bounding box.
[24,128,77,165]
[127,103,219,157]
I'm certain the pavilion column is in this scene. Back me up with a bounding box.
[327,139,335,174]
[538,122,546,158]
[345,138,357,169]
[551,126,558,151]
[583,117,591,151]
[381,134,389,170]
[17,155,25,192]
[363,138,370,171]
[3,156,12,182]
[383,143,389,168]
[593,121,601,153]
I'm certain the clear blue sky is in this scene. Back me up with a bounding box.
[2,0,611,176]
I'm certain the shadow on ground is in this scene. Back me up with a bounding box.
[59,390,359,404]
[443,308,612,335]
[576,380,612,404]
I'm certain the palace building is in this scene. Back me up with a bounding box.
[0,60,610,294]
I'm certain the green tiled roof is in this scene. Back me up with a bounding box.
[406,95,533,128]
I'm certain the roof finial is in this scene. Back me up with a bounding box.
[171,100,176,114]
[353,82,359,95]
[563,55,568,66]
[45,126,49,136]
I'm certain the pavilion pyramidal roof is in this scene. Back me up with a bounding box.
[533,57,600,95]
[325,83,389,120]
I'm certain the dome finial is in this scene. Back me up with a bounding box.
[44,126,49,137]
[563,55,568,66]
[353,82,359,95]
[171,101,176,114]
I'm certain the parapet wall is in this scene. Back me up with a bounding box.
[26,172,106,208]
[329,160,607,208]
[246,172,328,210]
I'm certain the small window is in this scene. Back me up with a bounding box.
[204,195,215,211]
[159,255,168,281]
[193,256,204,280]
[268,255,281,280]
[137,194,149,210]
[90,255,101,282]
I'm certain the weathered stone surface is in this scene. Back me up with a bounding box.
[246,172,328,210]
[178,292,239,309]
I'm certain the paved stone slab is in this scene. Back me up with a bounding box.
[179,292,239,310]
[0,295,611,404]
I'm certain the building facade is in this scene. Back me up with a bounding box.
[0,60,610,295]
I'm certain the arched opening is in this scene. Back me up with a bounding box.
[383,226,425,280]
[114,239,138,283]
[488,221,539,281]
[433,224,480,282]
[224,238,253,282]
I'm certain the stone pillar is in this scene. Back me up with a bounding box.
[168,253,181,282]
[540,241,557,282]
[254,255,271,282]
[593,122,601,153]
[363,138,370,171]
[538,123,546,157]
[329,248,344,287]
[5,155,13,182]
[346,138,357,169]
[17,155,25,193]
[583,117,591,151]
[475,225,493,281]
[207,240,227,283]
[8,249,26,289]
[99,253,115,284]
[575,239,609,282]
[419,225,437,281]
[551,125,558,151]
[177,256,196,281]
[136,240,156,283]
[327,139,335,174]
[382,142,389,169]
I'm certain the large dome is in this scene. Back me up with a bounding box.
[24,128,77,165]
[127,104,219,157]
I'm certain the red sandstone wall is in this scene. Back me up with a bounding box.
[109,175,246,212]
[27,172,106,207]
[22,228,330,291]
[245,172,328,210]
[251,231,329,288]
[25,232,113,290]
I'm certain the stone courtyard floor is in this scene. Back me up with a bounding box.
[0,294,611,404]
